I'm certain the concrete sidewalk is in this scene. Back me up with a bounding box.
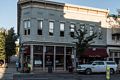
[0,63,18,80]
[0,63,74,80]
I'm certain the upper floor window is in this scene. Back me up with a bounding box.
[27,20,30,28]
[116,35,120,41]
[60,23,65,37]
[70,24,75,37]
[38,20,43,35]
[49,21,54,36]
[90,26,94,36]
[23,20,31,35]
[112,35,115,40]
[112,34,120,41]
[98,27,102,39]
[80,24,85,32]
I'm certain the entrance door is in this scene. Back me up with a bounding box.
[45,55,53,67]
[55,46,64,70]
[33,45,43,70]
[45,46,54,70]
[56,55,64,70]
[66,55,72,70]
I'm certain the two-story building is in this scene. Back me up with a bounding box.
[17,0,109,71]
[106,12,120,64]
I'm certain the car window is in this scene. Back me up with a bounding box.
[106,62,116,65]
[86,61,93,64]
[95,62,104,65]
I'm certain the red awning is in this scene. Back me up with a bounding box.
[23,45,30,55]
[81,48,108,58]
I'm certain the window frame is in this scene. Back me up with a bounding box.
[23,20,31,35]
[70,23,75,37]
[80,23,85,32]
[89,25,94,36]
[60,22,65,37]
[38,20,43,35]
[49,21,54,36]
[98,27,102,39]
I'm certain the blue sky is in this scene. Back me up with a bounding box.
[0,0,120,33]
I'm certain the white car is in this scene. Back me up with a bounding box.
[76,61,117,75]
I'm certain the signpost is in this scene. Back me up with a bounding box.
[20,47,26,72]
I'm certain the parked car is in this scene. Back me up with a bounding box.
[76,61,117,75]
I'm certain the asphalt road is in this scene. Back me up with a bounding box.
[13,73,120,80]
[0,63,120,80]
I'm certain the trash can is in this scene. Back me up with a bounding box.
[48,66,52,73]
[68,66,73,73]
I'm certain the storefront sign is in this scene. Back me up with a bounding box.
[35,60,42,64]
[71,54,75,59]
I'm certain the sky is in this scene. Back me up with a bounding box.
[0,0,120,33]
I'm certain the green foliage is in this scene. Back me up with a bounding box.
[107,14,118,18]
[0,29,6,60]
[108,14,120,25]
[72,25,97,57]
[5,28,18,58]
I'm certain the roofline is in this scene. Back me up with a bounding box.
[18,0,109,13]
[65,3,109,13]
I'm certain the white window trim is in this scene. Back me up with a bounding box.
[49,21,54,35]
[60,22,65,31]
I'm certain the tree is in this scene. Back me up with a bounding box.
[0,28,6,61]
[107,10,120,26]
[5,28,18,62]
[72,24,97,58]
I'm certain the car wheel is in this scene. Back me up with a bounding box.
[110,69,114,75]
[85,69,92,75]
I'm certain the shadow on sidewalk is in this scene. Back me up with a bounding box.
[0,62,17,80]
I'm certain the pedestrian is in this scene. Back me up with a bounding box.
[23,62,28,73]
[27,62,31,73]
[16,61,19,71]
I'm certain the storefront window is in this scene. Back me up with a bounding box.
[33,45,43,53]
[109,52,112,57]
[109,58,113,61]
[56,46,64,68]
[45,55,53,67]
[114,52,118,57]
[66,47,72,55]
[56,55,64,67]
[46,46,54,54]
[34,54,43,67]
[56,46,64,54]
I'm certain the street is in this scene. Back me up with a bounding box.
[0,63,120,80]
[13,73,120,80]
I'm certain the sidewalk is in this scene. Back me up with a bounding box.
[0,63,76,80]
[32,68,70,74]
[0,63,18,80]
[0,63,17,73]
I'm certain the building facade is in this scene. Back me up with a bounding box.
[106,13,120,64]
[17,0,109,71]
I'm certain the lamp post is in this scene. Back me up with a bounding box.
[19,35,24,72]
